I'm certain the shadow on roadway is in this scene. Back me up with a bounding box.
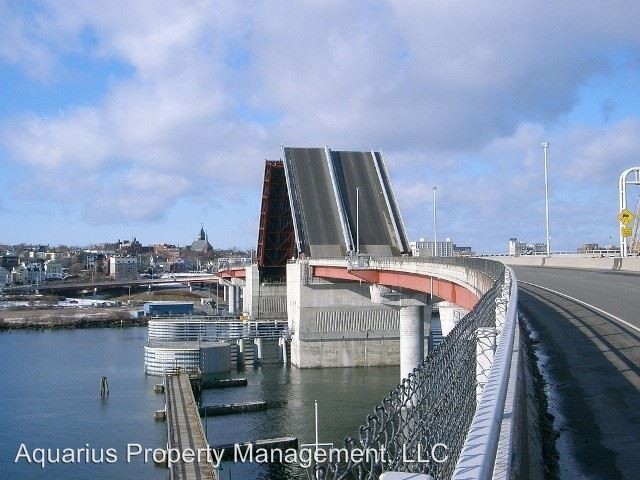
[519,285,640,480]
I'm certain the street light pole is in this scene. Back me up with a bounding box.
[433,186,438,257]
[542,142,551,256]
[356,187,360,255]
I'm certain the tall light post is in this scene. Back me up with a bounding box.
[356,186,360,255]
[541,142,551,256]
[433,186,438,257]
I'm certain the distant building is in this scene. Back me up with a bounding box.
[143,301,194,317]
[411,238,454,257]
[0,266,10,285]
[577,243,600,253]
[453,245,473,257]
[109,256,139,280]
[45,261,63,280]
[170,257,186,273]
[577,243,620,254]
[27,263,45,283]
[117,237,145,254]
[509,237,546,255]
[83,252,99,270]
[11,265,28,284]
[0,252,19,270]
[190,226,213,253]
[137,254,152,273]
[508,238,527,255]
[9,263,44,284]
[531,242,547,254]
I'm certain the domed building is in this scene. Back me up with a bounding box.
[190,225,213,253]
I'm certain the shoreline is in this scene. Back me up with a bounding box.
[0,312,148,331]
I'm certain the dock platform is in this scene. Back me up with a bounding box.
[165,371,216,480]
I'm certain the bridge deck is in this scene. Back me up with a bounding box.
[166,372,216,480]
[282,147,409,258]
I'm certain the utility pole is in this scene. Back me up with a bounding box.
[542,142,551,256]
[433,186,438,257]
[356,187,360,255]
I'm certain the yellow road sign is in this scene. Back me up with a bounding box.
[618,208,635,226]
[622,226,633,237]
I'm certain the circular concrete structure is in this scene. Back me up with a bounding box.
[144,342,230,376]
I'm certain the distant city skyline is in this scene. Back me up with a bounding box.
[1,2,640,252]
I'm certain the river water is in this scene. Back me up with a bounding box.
[0,328,399,479]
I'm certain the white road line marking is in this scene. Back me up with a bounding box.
[519,280,640,335]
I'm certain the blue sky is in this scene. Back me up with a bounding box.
[1,1,640,252]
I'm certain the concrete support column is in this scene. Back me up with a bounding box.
[235,286,241,314]
[254,338,263,364]
[400,305,424,381]
[223,284,227,302]
[239,286,245,314]
[228,285,236,314]
[279,337,288,364]
[475,327,497,402]
[236,338,245,366]
[242,285,249,314]
[439,302,469,337]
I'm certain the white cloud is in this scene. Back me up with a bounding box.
[0,1,56,80]
[88,170,191,222]
[565,119,640,181]
[1,1,640,249]
[4,108,109,169]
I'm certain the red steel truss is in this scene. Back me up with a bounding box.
[256,160,296,281]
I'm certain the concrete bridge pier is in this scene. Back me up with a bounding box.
[438,301,469,336]
[399,305,425,381]
[227,278,245,315]
[279,337,288,364]
[219,279,236,313]
[254,338,263,364]
[236,338,245,366]
[369,284,431,381]
[228,282,236,314]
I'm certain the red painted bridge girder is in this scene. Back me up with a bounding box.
[312,265,479,310]
[217,268,246,279]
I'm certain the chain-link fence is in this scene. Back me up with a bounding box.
[313,260,505,480]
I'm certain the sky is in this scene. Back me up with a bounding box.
[1,1,640,253]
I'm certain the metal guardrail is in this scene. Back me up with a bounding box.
[477,250,620,257]
[216,257,252,271]
[312,260,508,480]
[147,318,289,346]
[452,266,517,479]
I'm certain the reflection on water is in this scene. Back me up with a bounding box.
[204,365,399,479]
[0,329,398,480]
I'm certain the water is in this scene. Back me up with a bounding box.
[0,329,399,479]
[0,328,166,479]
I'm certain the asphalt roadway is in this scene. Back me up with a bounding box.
[333,151,396,253]
[285,147,344,254]
[514,266,640,479]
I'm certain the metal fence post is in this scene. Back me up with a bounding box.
[476,327,497,402]
[495,269,511,340]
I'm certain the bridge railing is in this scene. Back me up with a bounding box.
[310,255,505,280]
[147,318,289,345]
[312,259,518,480]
